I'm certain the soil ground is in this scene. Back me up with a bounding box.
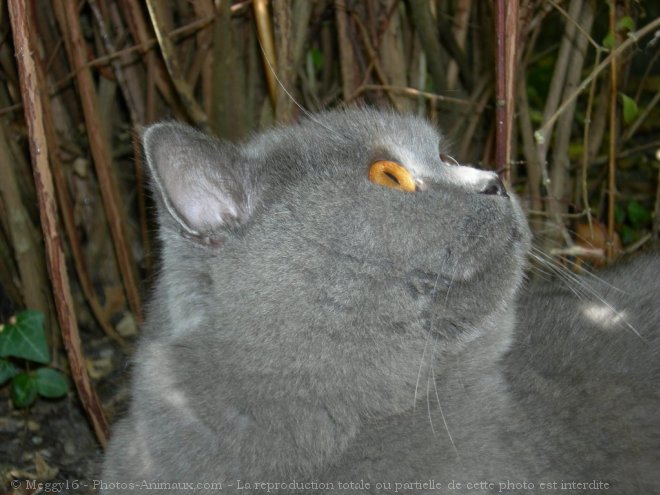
[1,331,130,495]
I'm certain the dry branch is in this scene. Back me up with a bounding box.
[534,14,660,146]
[516,70,543,228]
[408,0,446,91]
[350,84,470,107]
[447,0,472,90]
[254,0,279,109]
[273,0,296,122]
[607,3,619,261]
[546,2,595,248]
[335,1,361,100]
[494,0,518,183]
[145,0,210,131]
[536,0,584,171]
[56,0,143,323]
[7,0,109,447]
[30,20,128,349]
[0,124,51,317]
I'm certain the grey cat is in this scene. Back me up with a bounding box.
[101,108,660,494]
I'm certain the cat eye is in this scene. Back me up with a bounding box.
[368,160,416,192]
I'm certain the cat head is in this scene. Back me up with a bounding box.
[143,108,531,370]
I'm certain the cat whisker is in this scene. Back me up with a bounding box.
[529,248,645,341]
[443,265,458,307]
[413,313,434,419]
[531,249,596,298]
[534,246,628,295]
[430,343,460,456]
[529,253,590,303]
[426,371,437,439]
[414,266,447,416]
[256,37,345,139]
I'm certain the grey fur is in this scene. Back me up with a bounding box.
[102,108,659,494]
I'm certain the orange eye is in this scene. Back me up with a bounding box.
[368,160,416,192]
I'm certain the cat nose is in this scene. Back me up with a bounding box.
[480,175,508,198]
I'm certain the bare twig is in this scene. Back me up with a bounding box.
[335,1,360,100]
[89,0,144,125]
[546,0,601,52]
[273,0,296,122]
[57,0,143,322]
[254,0,278,108]
[457,76,492,162]
[375,1,410,112]
[547,1,595,248]
[535,15,660,146]
[653,153,660,241]
[30,19,129,349]
[494,0,518,183]
[580,49,602,237]
[516,68,543,228]
[607,3,619,261]
[446,0,473,90]
[350,12,402,111]
[145,0,209,131]
[7,0,109,448]
[408,0,446,91]
[350,84,470,106]
[119,0,185,119]
[535,0,583,170]
[0,124,51,317]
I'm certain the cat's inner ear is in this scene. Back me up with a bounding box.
[142,123,252,236]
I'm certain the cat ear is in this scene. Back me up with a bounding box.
[142,123,254,237]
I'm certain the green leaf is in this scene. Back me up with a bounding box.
[11,372,38,408]
[34,368,69,398]
[310,47,324,72]
[627,201,651,229]
[0,358,18,386]
[620,225,635,246]
[603,31,615,49]
[617,16,635,32]
[620,93,638,124]
[529,109,543,125]
[0,310,49,364]
[568,142,585,159]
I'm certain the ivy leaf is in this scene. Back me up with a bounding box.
[34,368,70,398]
[0,358,18,386]
[0,310,49,364]
[11,372,38,408]
[603,31,615,49]
[620,225,635,246]
[620,93,638,124]
[617,16,635,32]
[627,201,651,229]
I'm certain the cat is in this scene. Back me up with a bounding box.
[101,108,660,494]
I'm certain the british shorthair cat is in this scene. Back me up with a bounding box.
[102,108,659,494]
